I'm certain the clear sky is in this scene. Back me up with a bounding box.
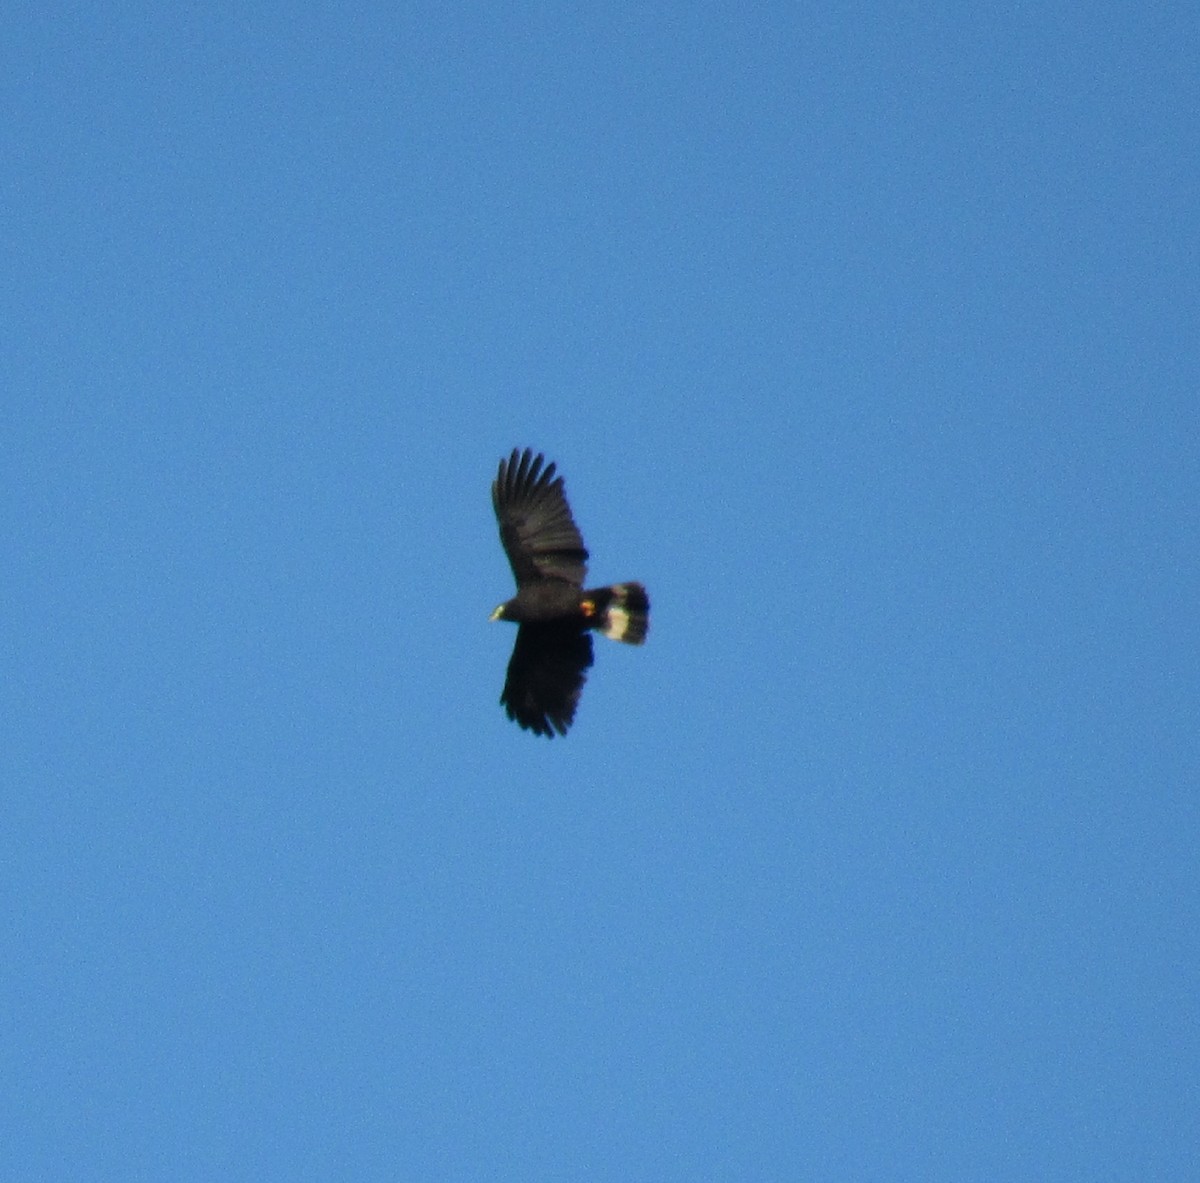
[3,3,1196,1179]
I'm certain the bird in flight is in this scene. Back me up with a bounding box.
[490,448,649,736]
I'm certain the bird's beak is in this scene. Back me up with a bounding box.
[489,606,503,621]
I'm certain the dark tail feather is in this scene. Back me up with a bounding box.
[591,582,649,645]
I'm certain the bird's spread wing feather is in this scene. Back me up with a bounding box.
[492,448,589,587]
[500,623,594,737]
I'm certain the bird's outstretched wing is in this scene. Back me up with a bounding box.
[500,623,594,737]
[492,448,589,588]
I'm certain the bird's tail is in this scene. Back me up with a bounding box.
[587,582,649,645]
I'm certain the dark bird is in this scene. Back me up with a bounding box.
[490,448,649,736]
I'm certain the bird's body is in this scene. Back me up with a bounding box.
[492,579,589,624]
[490,448,649,736]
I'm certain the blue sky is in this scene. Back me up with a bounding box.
[3,2,1196,1179]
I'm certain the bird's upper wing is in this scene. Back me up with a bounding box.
[500,623,594,737]
[492,448,589,588]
